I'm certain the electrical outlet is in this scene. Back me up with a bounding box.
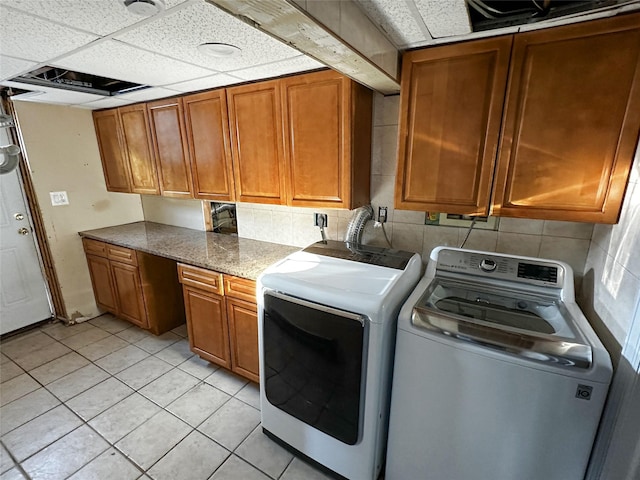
[378,206,388,223]
[49,191,69,206]
[314,213,328,227]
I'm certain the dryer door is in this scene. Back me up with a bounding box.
[262,290,367,445]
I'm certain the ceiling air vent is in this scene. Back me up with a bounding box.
[466,0,630,31]
[9,66,151,96]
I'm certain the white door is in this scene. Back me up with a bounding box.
[0,128,52,334]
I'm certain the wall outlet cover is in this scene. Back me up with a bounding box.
[50,191,69,206]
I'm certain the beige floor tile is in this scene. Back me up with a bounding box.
[170,324,188,338]
[1,332,56,360]
[45,364,110,402]
[89,393,161,444]
[66,377,133,421]
[138,369,199,407]
[153,340,193,366]
[2,405,82,462]
[134,332,180,354]
[0,388,60,435]
[21,425,109,480]
[115,327,153,344]
[280,457,333,480]
[59,328,111,351]
[0,361,24,384]
[0,467,26,480]
[0,444,14,474]
[95,345,149,374]
[89,315,132,334]
[0,354,10,365]
[198,398,260,451]
[41,322,95,341]
[176,355,219,380]
[67,448,141,480]
[115,356,173,390]
[235,427,294,479]
[76,335,129,361]
[29,352,89,385]
[167,383,230,427]
[115,410,191,470]
[235,382,260,410]
[10,341,71,372]
[0,374,40,406]
[147,430,229,480]
[210,455,271,480]
[204,368,248,395]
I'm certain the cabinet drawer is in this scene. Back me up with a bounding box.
[106,244,138,266]
[223,275,256,303]
[178,264,223,295]
[82,238,107,258]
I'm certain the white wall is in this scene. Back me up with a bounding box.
[14,102,144,321]
[237,94,596,278]
[141,195,205,231]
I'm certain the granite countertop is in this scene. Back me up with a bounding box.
[79,221,300,280]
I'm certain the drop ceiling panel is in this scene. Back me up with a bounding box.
[55,40,215,86]
[115,1,307,72]
[117,86,181,102]
[0,55,37,81]
[415,0,471,38]
[231,55,325,81]
[355,0,430,48]
[0,5,98,62]
[165,73,243,93]
[77,97,132,110]
[2,80,104,105]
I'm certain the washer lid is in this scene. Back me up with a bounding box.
[413,277,592,369]
[302,240,415,270]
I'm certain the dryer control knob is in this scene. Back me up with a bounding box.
[480,259,497,272]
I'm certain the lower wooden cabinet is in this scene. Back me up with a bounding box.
[83,238,184,335]
[178,264,259,382]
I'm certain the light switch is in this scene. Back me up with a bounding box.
[50,191,69,206]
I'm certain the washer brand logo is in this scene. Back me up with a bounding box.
[576,384,593,400]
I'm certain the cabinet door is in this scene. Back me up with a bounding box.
[111,261,148,329]
[493,14,640,223]
[85,254,117,313]
[182,286,231,368]
[92,109,131,193]
[226,297,259,383]
[119,104,159,195]
[147,98,194,198]
[183,90,235,201]
[395,36,512,215]
[282,70,349,208]
[227,80,287,204]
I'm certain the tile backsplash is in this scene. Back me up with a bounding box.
[236,93,595,279]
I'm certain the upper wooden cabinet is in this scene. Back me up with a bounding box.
[147,97,194,199]
[227,80,287,205]
[493,14,640,223]
[396,13,640,223]
[282,70,372,208]
[183,90,235,201]
[395,37,512,215]
[119,104,159,195]
[93,109,131,193]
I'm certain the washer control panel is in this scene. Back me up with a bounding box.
[435,249,564,287]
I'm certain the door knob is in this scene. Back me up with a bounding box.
[17,227,29,235]
[14,213,24,221]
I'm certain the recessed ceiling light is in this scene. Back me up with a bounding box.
[120,0,165,16]
[197,43,242,58]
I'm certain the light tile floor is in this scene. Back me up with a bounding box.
[0,315,332,480]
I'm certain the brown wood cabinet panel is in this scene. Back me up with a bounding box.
[106,244,137,266]
[119,104,159,195]
[395,36,512,215]
[85,254,117,313]
[147,98,194,198]
[223,275,256,304]
[281,70,372,209]
[82,238,107,258]
[111,261,148,329]
[182,286,231,368]
[493,14,640,223]
[178,264,224,295]
[227,80,287,204]
[184,90,235,201]
[92,109,131,193]
[226,297,259,383]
